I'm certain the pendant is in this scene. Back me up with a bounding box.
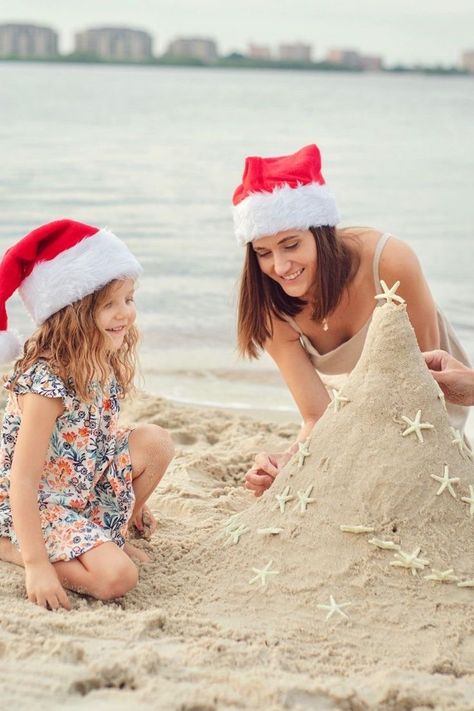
[322,318,329,332]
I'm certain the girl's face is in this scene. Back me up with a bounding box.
[95,278,136,350]
[252,229,317,298]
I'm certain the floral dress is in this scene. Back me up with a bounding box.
[0,360,135,562]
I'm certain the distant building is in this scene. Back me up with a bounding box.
[0,23,58,59]
[74,27,153,61]
[326,48,383,71]
[247,43,272,60]
[461,50,474,73]
[166,37,218,63]
[278,42,312,63]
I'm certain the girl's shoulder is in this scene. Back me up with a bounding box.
[4,359,70,403]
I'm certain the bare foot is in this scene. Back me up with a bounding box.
[123,541,150,563]
[0,537,23,567]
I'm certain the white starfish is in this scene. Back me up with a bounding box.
[424,568,459,583]
[224,524,250,545]
[294,484,316,513]
[457,579,474,588]
[461,485,474,517]
[368,537,401,551]
[374,280,405,305]
[340,525,375,534]
[275,485,294,513]
[296,439,311,468]
[435,383,447,411]
[217,517,242,540]
[331,388,350,412]
[450,427,474,462]
[431,465,460,499]
[317,594,352,620]
[256,527,283,536]
[249,560,279,587]
[390,547,430,576]
[401,410,434,443]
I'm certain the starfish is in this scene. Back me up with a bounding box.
[275,485,294,513]
[294,484,316,513]
[217,517,242,540]
[249,560,279,587]
[431,465,460,499]
[461,485,474,517]
[256,527,283,535]
[224,524,250,546]
[390,547,430,576]
[331,388,350,412]
[457,580,474,588]
[296,439,311,468]
[424,568,459,583]
[450,428,474,462]
[317,594,352,620]
[340,525,375,534]
[435,383,447,411]
[401,410,434,443]
[368,537,400,551]
[374,280,405,305]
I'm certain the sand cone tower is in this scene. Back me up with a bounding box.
[194,299,474,640]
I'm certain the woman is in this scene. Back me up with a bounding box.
[233,144,470,496]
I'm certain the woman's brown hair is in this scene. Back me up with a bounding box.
[9,280,139,401]
[237,226,358,358]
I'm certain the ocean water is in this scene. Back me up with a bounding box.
[1,62,473,416]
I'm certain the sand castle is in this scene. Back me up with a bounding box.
[195,286,474,650]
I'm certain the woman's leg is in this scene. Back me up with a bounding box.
[127,423,174,529]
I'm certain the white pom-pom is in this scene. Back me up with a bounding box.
[0,330,22,364]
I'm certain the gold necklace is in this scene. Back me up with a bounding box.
[322,318,329,332]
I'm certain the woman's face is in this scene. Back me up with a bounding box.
[252,229,317,298]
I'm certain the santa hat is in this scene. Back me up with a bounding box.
[0,219,143,363]
[232,144,340,245]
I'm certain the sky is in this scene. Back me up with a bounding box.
[0,0,473,66]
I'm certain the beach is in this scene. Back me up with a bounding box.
[2,306,474,711]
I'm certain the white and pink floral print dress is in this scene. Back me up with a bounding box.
[0,360,135,562]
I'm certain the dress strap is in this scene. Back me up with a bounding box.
[372,233,392,294]
[281,313,304,336]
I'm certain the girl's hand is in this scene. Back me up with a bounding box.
[24,561,71,611]
[424,350,474,406]
[244,450,294,497]
[131,504,157,539]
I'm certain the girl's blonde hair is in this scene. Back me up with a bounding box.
[10,279,139,401]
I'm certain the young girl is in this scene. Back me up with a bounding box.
[0,219,174,610]
[232,144,471,496]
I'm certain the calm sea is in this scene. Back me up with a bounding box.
[1,62,473,417]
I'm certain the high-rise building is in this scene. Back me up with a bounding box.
[247,43,272,60]
[74,27,153,61]
[461,50,474,73]
[0,23,58,58]
[278,43,312,63]
[166,37,218,63]
[326,49,383,71]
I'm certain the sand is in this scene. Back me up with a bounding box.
[1,303,474,710]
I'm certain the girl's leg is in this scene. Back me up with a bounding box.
[0,537,137,601]
[53,542,138,600]
[127,423,174,528]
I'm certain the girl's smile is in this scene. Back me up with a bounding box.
[95,278,137,349]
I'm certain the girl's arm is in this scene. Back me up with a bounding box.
[379,238,440,351]
[10,392,71,610]
[245,318,330,496]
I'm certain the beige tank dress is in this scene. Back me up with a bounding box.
[283,233,470,433]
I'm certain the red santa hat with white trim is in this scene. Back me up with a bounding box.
[232,143,340,245]
[0,219,143,363]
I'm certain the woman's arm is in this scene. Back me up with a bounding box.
[245,318,330,496]
[379,237,440,351]
[10,392,70,610]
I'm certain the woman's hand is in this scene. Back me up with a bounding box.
[24,560,71,611]
[244,449,295,497]
[424,350,474,406]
